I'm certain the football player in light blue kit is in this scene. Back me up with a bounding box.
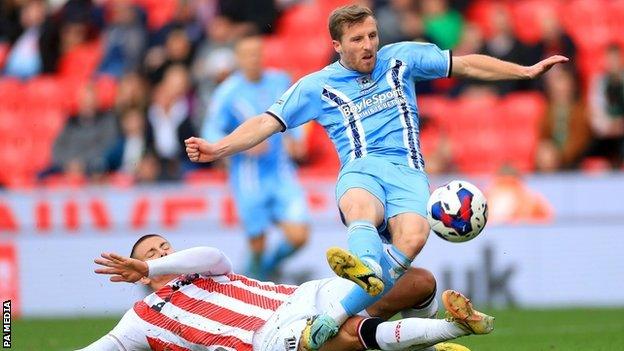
[186,5,568,349]
[202,35,310,281]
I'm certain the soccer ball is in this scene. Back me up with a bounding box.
[427,180,488,243]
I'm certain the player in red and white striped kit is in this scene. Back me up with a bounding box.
[79,234,493,351]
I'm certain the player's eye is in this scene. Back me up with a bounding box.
[369,32,377,39]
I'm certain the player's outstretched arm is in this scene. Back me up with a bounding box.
[185,112,283,163]
[452,54,569,81]
[94,247,233,283]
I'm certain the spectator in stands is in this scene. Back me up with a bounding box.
[536,66,591,172]
[218,0,279,34]
[536,10,576,65]
[97,0,146,78]
[374,0,413,46]
[421,0,464,50]
[106,107,147,176]
[57,0,101,54]
[480,4,540,94]
[486,166,553,224]
[46,83,118,181]
[586,44,624,169]
[192,15,237,125]
[114,72,150,112]
[144,27,193,84]
[146,65,197,180]
[0,0,22,44]
[3,0,47,79]
[450,23,493,97]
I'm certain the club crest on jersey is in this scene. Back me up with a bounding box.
[356,74,375,90]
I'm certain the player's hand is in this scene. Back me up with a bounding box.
[94,253,149,283]
[526,55,569,79]
[185,137,220,163]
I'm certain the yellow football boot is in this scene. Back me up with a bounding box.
[442,290,495,335]
[326,247,384,296]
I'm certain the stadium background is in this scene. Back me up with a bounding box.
[1,0,623,349]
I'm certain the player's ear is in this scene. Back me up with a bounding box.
[332,39,342,54]
[138,276,151,285]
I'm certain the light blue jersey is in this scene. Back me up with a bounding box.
[267,42,451,171]
[203,69,308,236]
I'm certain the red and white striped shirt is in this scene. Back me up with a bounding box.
[131,273,298,351]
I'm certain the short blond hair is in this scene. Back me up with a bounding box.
[328,5,374,41]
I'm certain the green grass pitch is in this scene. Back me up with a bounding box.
[11,308,624,350]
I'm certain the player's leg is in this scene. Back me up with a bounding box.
[303,267,434,351]
[234,189,272,280]
[365,267,437,320]
[318,290,494,351]
[263,179,310,276]
[378,164,431,296]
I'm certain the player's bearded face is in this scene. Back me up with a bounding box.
[335,16,379,74]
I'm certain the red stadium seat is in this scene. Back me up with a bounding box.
[133,0,177,30]
[509,0,563,44]
[607,0,624,46]
[0,43,9,69]
[499,93,546,172]
[262,36,290,70]
[0,78,24,111]
[58,41,103,81]
[276,3,326,39]
[94,75,118,110]
[561,0,610,51]
[24,76,68,111]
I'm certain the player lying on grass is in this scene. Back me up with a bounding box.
[78,234,493,351]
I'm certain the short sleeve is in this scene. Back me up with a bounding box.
[267,76,321,131]
[202,87,237,142]
[381,42,451,81]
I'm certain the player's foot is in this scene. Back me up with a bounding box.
[300,314,339,350]
[434,342,471,351]
[326,247,384,296]
[442,290,494,335]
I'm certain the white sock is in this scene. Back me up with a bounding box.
[375,318,468,350]
[401,298,439,319]
[326,300,349,325]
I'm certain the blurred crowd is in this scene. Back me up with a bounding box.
[0,0,623,187]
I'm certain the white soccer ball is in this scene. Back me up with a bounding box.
[427,180,488,243]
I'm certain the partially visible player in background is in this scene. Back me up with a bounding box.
[78,234,493,351]
[202,35,310,280]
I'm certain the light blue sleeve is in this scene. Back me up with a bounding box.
[266,75,322,130]
[201,88,237,143]
[381,42,451,81]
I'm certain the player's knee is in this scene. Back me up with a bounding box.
[405,268,436,297]
[282,223,309,248]
[341,202,382,224]
[289,226,309,248]
[339,190,384,225]
[397,233,427,258]
[394,219,429,257]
